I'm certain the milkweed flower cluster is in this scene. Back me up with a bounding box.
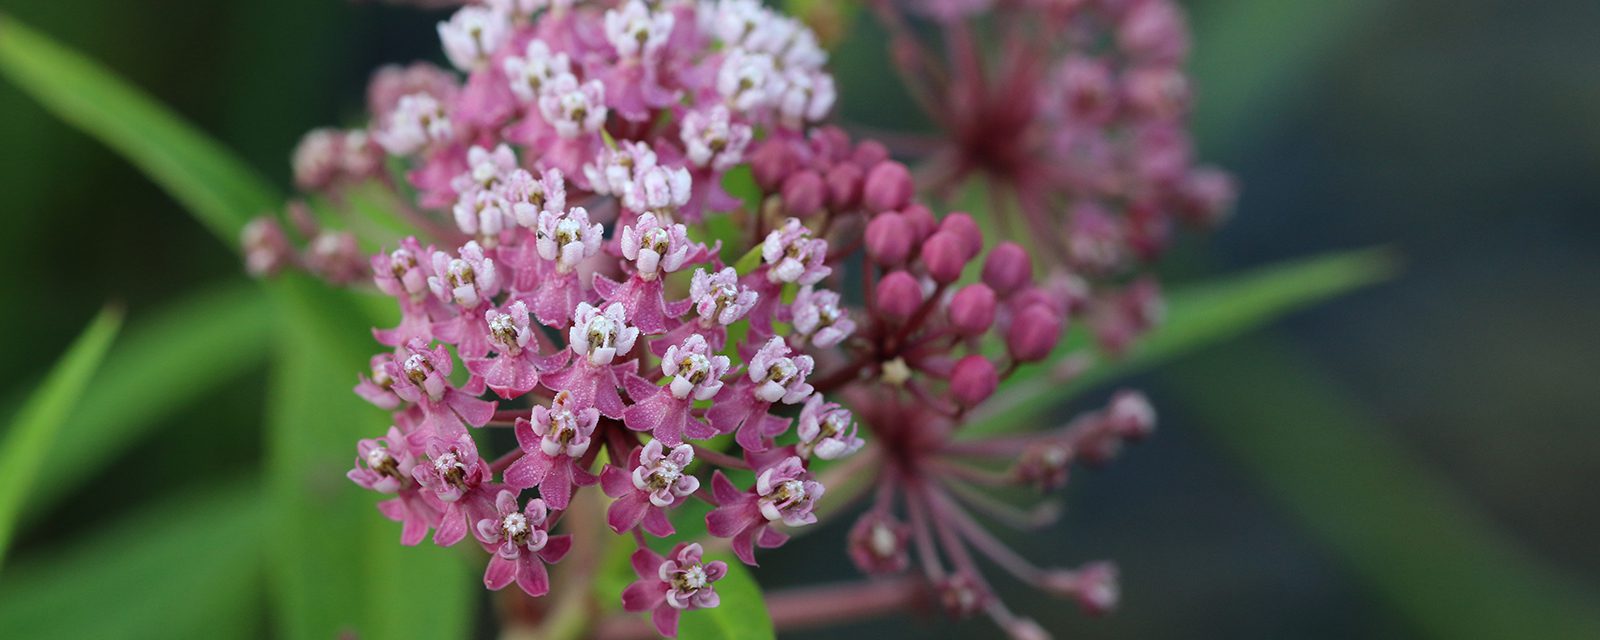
[247,0,1224,638]
[870,0,1235,354]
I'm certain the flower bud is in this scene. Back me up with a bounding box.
[241,216,291,278]
[750,139,795,192]
[825,162,863,211]
[900,203,938,242]
[947,284,997,336]
[865,212,913,266]
[852,139,889,169]
[1007,304,1064,362]
[1041,562,1119,616]
[1176,166,1236,227]
[939,211,983,259]
[1106,390,1156,440]
[862,160,913,213]
[1015,440,1073,491]
[875,270,923,320]
[781,169,825,218]
[1003,618,1051,640]
[949,355,998,406]
[847,512,910,575]
[921,231,969,284]
[982,241,1032,296]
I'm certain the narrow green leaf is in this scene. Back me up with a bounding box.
[0,14,278,246]
[1166,337,1600,639]
[0,305,122,568]
[676,553,776,640]
[733,244,765,275]
[0,480,264,638]
[967,247,1396,436]
[0,19,472,638]
[265,275,470,640]
[25,281,272,518]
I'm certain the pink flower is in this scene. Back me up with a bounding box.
[794,395,863,460]
[622,333,727,445]
[385,339,497,436]
[654,267,758,355]
[706,455,822,565]
[504,167,567,229]
[503,39,571,103]
[621,543,728,638]
[761,218,830,285]
[537,74,607,139]
[505,391,600,510]
[847,511,910,575]
[438,5,511,72]
[475,490,573,598]
[465,301,564,399]
[427,241,500,308]
[681,106,752,173]
[375,93,453,156]
[541,303,637,418]
[595,212,699,333]
[411,433,494,547]
[787,285,853,348]
[600,440,699,536]
[707,336,813,452]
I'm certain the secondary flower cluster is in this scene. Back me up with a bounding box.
[245,1,1210,638]
[870,0,1234,354]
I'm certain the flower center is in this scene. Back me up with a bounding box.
[502,512,530,545]
[673,564,708,591]
[403,353,432,384]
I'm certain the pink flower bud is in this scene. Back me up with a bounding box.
[864,212,913,266]
[750,139,795,192]
[1007,304,1063,362]
[900,203,938,241]
[825,162,863,211]
[1106,390,1156,440]
[1176,166,1236,227]
[982,241,1032,296]
[949,355,998,406]
[920,231,969,284]
[947,284,997,336]
[781,169,825,217]
[939,211,983,259]
[875,270,923,320]
[1041,562,1119,616]
[852,139,889,169]
[862,160,913,213]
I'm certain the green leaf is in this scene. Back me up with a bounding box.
[0,480,264,638]
[24,281,272,518]
[1165,336,1600,639]
[967,247,1396,436]
[265,275,471,640]
[676,553,776,640]
[0,19,471,638]
[732,244,765,276]
[0,14,278,246]
[0,305,122,568]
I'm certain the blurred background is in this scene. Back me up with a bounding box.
[2,0,1597,638]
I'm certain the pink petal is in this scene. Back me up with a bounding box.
[484,554,517,591]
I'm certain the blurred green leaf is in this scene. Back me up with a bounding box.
[0,19,470,638]
[968,247,1396,436]
[0,15,279,246]
[1166,337,1600,639]
[0,479,263,638]
[266,275,470,640]
[675,553,775,640]
[25,281,271,518]
[0,305,122,568]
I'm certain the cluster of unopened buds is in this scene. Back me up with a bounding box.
[245,0,1225,637]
